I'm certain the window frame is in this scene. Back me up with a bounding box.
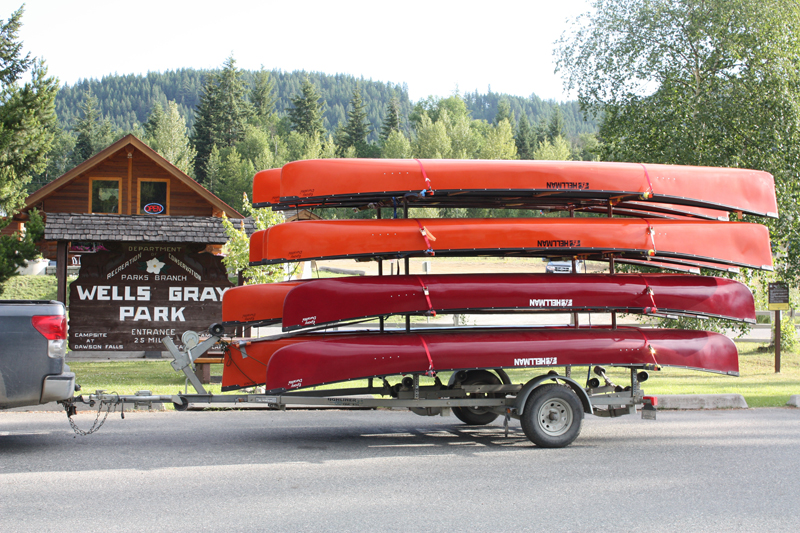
[138,178,171,216]
[89,177,122,214]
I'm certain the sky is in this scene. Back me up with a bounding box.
[10,0,591,103]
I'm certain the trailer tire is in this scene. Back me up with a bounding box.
[453,370,502,425]
[520,384,582,448]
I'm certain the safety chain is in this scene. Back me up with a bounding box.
[65,394,120,436]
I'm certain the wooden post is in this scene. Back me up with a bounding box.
[775,310,782,373]
[56,240,68,305]
[127,148,134,214]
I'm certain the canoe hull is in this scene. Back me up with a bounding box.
[277,273,755,330]
[255,218,773,271]
[274,159,777,217]
[219,328,738,392]
[238,328,738,393]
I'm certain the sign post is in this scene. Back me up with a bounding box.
[768,282,790,373]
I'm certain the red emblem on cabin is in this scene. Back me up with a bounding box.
[144,203,164,214]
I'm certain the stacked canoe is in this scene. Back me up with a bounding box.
[219,159,776,393]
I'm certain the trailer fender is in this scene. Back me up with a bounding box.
[515,375,592,417]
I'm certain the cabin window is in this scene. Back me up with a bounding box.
[139,179,169,215]
[90,179,120,214]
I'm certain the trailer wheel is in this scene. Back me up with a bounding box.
[520,384,582,448]
[173,396,189,412]
[453,370,502,425]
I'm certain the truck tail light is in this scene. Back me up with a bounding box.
[32,315,67,340]
[32,315,67,358]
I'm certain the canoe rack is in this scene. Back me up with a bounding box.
[60,330,659,447]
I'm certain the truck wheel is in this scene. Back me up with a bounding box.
[453,370,502,425]
[520,384,582,448]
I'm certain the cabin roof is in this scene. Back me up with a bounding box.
[25,134,243,219]
[43,213,257,243]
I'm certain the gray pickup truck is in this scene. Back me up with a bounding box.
[0,300,76,409]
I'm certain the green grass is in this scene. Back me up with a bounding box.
[68,342,800,408]
[69,361,223,398]
[0,275,58,300]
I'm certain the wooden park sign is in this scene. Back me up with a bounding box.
[69,243,233,351]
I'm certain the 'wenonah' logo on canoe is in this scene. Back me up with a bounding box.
[530,299,573,307]
[514,357,557,366]
[537,239,581,247]
[546,181,589,190]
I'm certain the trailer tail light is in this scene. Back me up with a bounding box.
[641,396,657,420]
[32,315,67,358]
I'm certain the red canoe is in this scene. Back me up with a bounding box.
[270,159,777,218]
[252,218,773,271]
[219,328,739,392]
[276,273,755,330]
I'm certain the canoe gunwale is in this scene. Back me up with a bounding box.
[269,189,777,219]
[281,308,757,333]
[254,247,772,272]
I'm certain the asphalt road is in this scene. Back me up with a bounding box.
[1,407,799,532]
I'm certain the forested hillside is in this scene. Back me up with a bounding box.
[54,69,597,141]
[33,60,602,212]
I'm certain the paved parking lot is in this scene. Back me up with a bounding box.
[2,407,799,532]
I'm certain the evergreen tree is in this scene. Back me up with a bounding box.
[71,90,113,165]
[250,67,277,127]
[337,87,372,157]
[287,76,325,137]
[29,128,76,189]
[215,147,255,212]
[192,56,251,185]
[494,99,515,127]
[380,97,401,141]
[191,73,220,186]
[547,107,565,141]
[0,7,55,285]
[515,114,535,160]
[143,101,165,140]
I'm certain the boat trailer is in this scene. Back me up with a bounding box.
[62,330,658,447]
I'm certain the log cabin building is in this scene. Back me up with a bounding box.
[3,134,246,305]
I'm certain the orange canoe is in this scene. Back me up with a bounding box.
[267,159,777,218]
[252,218,772,271]
[221,281,307,325]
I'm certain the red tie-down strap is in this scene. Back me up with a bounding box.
[415,159,434,196]
[641,278,659,315]
[416,276,436,316]
[417,334,437,376]
[640,163,655,200]
[637,329,661,369]
[415,219,437,256]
